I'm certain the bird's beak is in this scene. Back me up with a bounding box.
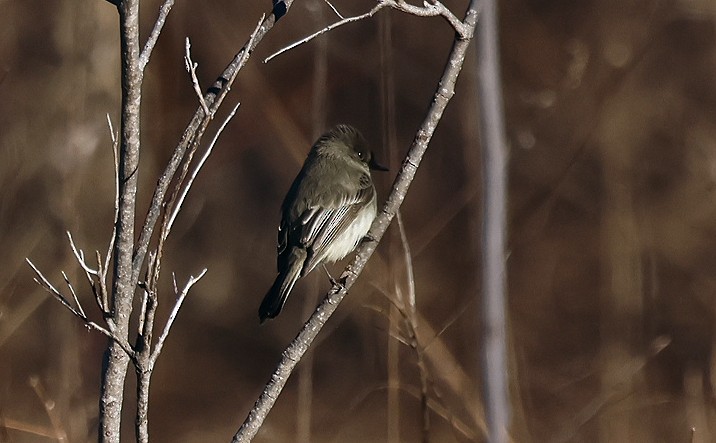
[369,153,389,172]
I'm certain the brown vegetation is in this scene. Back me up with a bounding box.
[2,0,715,441]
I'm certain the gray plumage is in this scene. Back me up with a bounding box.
[259,125,385,323]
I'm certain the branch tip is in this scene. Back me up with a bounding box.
[184,38,211,117]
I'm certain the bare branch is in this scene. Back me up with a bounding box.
[25,259,135,358]
[264,0,470,64]
[31,2,293,442]
[150,21,260,291]
[67,232,99,277]
[137,250,157,340]
[264,3,387,63]
[27,259,71,309]
[106,112,119,282]
[139,0,176,71]
[184,38,211,118]
[390,0,469,38]
[66,231,106,313]
[396,212,416,314]
[101,0,146,432]
[61,270,85,318]
[148,269,207,367]
[167,101,241,232]
[132,11,269,286]
[171,272,178,295]
[323,0,344,19]
[106,113,117,146]
[395,211,431,441]
[245,14,268,64]
[137,290,150,339]
[95,250,110,314]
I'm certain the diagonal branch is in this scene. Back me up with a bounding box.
[67,233,99,277]
[25,259,135,358]
[136,17,264,311]
[323,0,344,19]
[131,9,276,286]
[232,2,480,441]
[184,38,211,117]
[136,101,238,361]
[139,0,176,71]
[264,2,388,63]
[87,114,120,317]
[148,269,207,368]
[264,0,471,63]
[167,101,241,233]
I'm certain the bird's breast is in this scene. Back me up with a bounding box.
[322,198,377,263]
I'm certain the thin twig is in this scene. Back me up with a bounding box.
[137,290,150,340]
[67,231,105,313]
[134,19,264,375]
[323,0,344,19]
[264,0,470,63]
[139,0,176,71]
[137,251,157,343]
[27,259,74,313]
[167,101,241,232]
[95,250,110,314]
[396,211,430,442]
[106,113,117,147]
[264,3,388,63]
[61,270,85,318]
[134,267,205,443]
[150,16,260,295]
[25,259,135,358]
[139,288,157,359]
[396,212,415,314]
[184,38,211,117]
[131,12,267,286]
[148,269,207,367]
[106,112,119,288]
[171,271,178,295]
[67,232,99,277]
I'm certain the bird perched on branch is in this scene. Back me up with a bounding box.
[259,124,387,323]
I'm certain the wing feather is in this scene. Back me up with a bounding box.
[298,183,374,276]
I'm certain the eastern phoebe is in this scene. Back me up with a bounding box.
[259,124,387,323]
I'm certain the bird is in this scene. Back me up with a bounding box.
[259,124,387,323]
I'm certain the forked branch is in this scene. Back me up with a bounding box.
[25,258,135,358]
[264,0,471,63]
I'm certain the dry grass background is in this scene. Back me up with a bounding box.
[2,0,716,442]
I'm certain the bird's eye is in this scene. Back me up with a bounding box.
[357,151,364,159]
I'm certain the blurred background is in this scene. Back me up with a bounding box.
[2,0,716,441]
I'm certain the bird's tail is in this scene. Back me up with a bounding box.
[259,257,303,323]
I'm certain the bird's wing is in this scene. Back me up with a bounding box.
[297,174,375,275]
